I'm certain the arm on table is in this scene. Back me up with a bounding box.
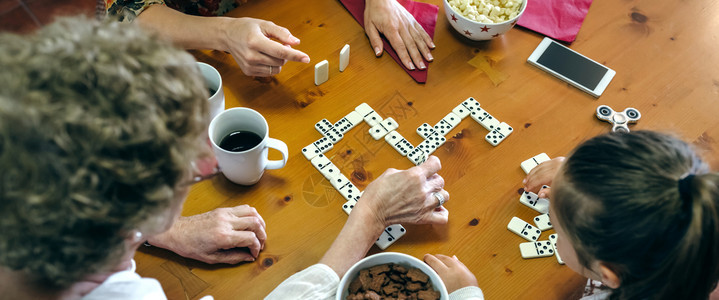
[267,156,449,298]
[131,4,309,76]
[146,205,267,264]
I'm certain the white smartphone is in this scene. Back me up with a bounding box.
[527,37,615,97]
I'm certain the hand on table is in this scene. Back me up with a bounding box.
[523,157,566,198]
[224,17,310,77]
[358,155,449,227]
[424,254,478,294]
[364,0,435,70]
[147,205,266,264]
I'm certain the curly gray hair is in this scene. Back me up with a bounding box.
[0,16,209,288]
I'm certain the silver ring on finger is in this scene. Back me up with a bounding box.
[433,192,445,208]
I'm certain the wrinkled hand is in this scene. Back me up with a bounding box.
[357,156,449,227]
[148,205,266,264]
[224,17,310,76]
[523,157,565,198]
[364,0,435,70]
[424,254,478,294]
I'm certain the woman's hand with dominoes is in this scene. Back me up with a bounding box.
[364,0,435,71]
[358,155,449,227]
[224,17,311,77]
[523,157,565,198]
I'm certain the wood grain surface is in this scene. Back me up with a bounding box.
[134,0,719,299]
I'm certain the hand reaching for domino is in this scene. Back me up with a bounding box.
[356,155,449,227]
[523,157,565,198]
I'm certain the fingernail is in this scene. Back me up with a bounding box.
[418,61,426,69]
[375,47,381,56]
[539,192,545,198]
[430,42,436,48]
[522,179,527,184]
[301,56,310,63]
[427,53,433,61]
[408,61,415,70]
[293,37,300,44]
[453,255,458,259]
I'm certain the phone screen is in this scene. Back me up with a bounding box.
[536,42,609,90]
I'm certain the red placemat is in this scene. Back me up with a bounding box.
[517,0,594,43]
[338,0,438,83]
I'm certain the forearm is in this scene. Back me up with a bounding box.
[319,203,386,277]
[136,4,231,51]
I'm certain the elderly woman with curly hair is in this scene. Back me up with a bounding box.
[0,17,451,299]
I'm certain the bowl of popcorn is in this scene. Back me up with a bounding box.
[337,252,449,300]
[444,0,527,41]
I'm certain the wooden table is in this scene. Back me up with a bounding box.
[135,0,719,298]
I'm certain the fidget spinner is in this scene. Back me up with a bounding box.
[595,105,641,132]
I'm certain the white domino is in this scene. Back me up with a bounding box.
[433,112,461,136]
[333,111,363,134]
[384,131,413,156]
[507,216,541,242]
[461,97,481,111]
[375,224,406,250]
[339,44,350,72]
[368,117,398,140]
[301,143,322,160]
[417,132,446,156]
[314,119,333,135]
[313,136,334,153]
[330,175,361,202]
[519,191,550,214]
[485,122,513,146]
[314,60,329,86]
[533,213,552,231]
[548,233,565,264]
[301,137,333,160]
[341,200,356,215]
[520,153,551,174]
[355,103,383,127]
[519,240,555,259]
[314,119,343,143]
[407,147,426,165]
[470,107,500,131]
[416,123,436,139]
[452,103,471,119]
[310,154,341,180]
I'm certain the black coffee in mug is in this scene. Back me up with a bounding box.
[208,87,217,96]
[219,131,262,152]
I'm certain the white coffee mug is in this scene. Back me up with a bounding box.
[209,107,288,185]
[197,62,225,121]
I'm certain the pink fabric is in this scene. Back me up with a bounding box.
[338,0,438,83]
[516,0,593,43]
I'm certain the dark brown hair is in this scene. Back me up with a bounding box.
[554,131,719,299]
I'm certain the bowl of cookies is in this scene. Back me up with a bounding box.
[443,0,527,41]
[337,252,448,300]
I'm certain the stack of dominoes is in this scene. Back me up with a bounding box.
[507,153,564,264]
[301,99,514,249]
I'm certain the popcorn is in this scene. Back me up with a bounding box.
[448,0,522,23]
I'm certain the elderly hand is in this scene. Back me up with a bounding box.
[357,155,449,227]
[364,0,435,70]
[523,157,565,198]
[424,254,478,294]
[147,205,266,264]
[224,17,310,77]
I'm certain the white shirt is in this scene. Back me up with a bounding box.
[82,259,213,300]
